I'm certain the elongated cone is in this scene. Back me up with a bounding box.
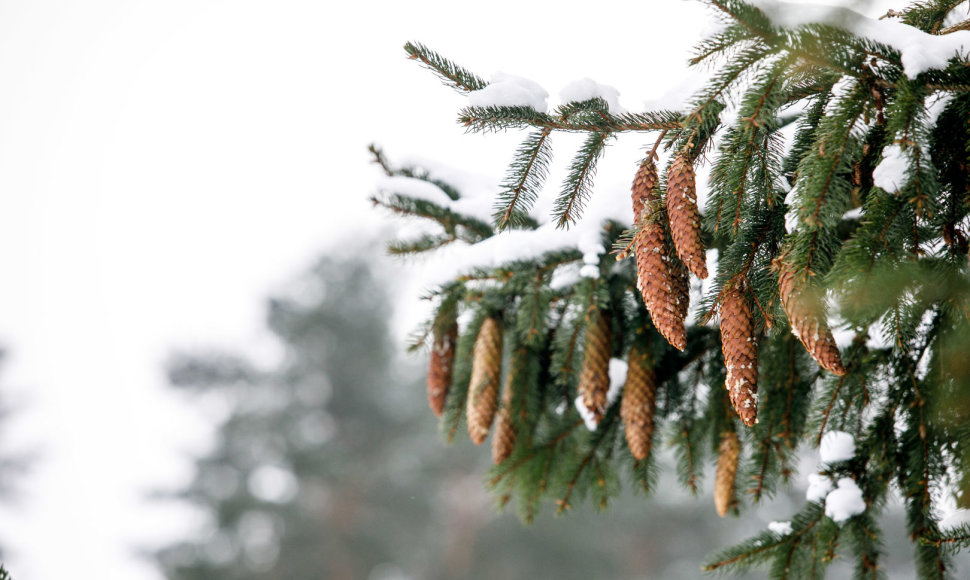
[720,284,759,427]
[621,344,657,460]
[775,259,846,376]
[666,154,708,279]
[715,431,741,517]
[671,258,691,323]
[632,159,687,350]
[466,317,503,445]
[492,348,526,464]
[428,321,458,417]
[578,307,612,426]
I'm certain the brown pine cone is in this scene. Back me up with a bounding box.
[620,344,657,460]
[715,431,741,517]
[720,283,759,427]
[633,159,687,351]
[466,317,503,445]
[492,348,526,464]
[671,257,691,323]
[666,154,708,279]
[775,259,846,376]
[427,321,458,417]
[578,307,612,426]
[631,157,659,220]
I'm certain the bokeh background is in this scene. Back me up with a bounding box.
[0,1,939,579]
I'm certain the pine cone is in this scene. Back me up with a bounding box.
[633,159,688,350]
[492,348,525,464]
[715,431,740,517]
[671,257,691,323]
[776,259,846,376]
[578,307,612,426]
[427,321,458,417]
[720,283,759,427]
[621,344,657,460]
[466,317,503,445]
[666,154,708,279]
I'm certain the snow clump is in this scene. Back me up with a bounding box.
[559,78,626,114]
[824,477,866,524]
[819,430,856,464]
[873,144,909,192]
[768,521,794,536]
[467,72,548,111]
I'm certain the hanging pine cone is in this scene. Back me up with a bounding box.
[714,430,740,517]
[720,282,759,427]
[578,307,612,426]
[427,320,458,417]
[775,259,846,376]
[632,159,687,350]
[666,153,708,279]
[671,257,691,323]
[492,348,526,464]
[466,317,503,445]
[621,343,657,460]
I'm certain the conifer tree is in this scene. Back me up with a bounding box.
[373,1,970,577]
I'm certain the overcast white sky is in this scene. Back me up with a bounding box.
[0,1,895,578]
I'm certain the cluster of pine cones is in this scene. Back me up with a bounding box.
[631,154,845,429]
[423,151,849,511]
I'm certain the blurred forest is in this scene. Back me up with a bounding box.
[153,255,938,580]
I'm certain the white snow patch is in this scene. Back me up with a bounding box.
[412,176,630,286]
[927,92,955,128]
[940,509,970,531]
[750,1,970,79]
[579,264,600,279]
[575,395,599,431]
[824,477,866,524]
[560,78,626,115]
[376,175,493,223]
[807,473,835,503]
[873,144,908,192]
[607,358,628,405]
[820,430,856,464]
[842,207,863,220]
[550,263,582,290]
[467,72,549,111]
[769,521,794,535]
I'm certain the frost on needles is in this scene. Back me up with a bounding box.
[375,2,970,578]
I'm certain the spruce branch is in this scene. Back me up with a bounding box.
[495,128,553,230]
[404,41,487,93]
[554,132,612,228]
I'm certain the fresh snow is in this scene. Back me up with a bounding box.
[575,357,628,431]
[824,477,866,524]
[768,521,794,535]
[750,0,970,79]
[807,473,834,503]
[559,78,626,114]
[376,175,493,224]
[575,395,599,431]
[820,430,856,464]
[873,144,908,192]
[607,358,628,405]
[467,72,549,111]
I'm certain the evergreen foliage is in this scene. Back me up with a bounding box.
[376,1,970,577]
